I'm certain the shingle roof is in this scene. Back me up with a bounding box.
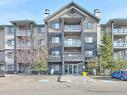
[10,20,36,25]
[44,1,100,22]
[106,18,127,25]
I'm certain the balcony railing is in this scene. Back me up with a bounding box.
[113,28,127,35]
[63,52,84,61]
[16,30,31,36]
[64,40,81,47]
[64,25,81,32]
[16,43,31,48]
[113,56,127,60]
[48,55,62,62]
[113,42,127,48]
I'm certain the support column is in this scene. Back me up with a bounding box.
[61,18,64,75]
[81,18,85,72]
[14,23,17,74]
[30,23,34,68]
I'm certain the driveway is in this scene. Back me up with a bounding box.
[0,75,127,95]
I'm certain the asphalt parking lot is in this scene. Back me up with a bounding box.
[0,75,127,95]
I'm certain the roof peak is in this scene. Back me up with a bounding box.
[44,1,100,22]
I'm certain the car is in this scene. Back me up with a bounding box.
[111,70,127,80]
[0,70,5,77]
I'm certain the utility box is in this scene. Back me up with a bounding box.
[82,72,87,76]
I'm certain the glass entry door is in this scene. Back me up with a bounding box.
[64,64,79,74]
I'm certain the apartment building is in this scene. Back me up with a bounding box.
[102,19,127,60]
[0,1,102,75]
[45,2,101,74]
[0,26,5,71]
[0,21,47,73]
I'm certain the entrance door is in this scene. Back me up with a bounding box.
[64,64,79,74]
[73,64,78,74]
[69,65,73,74]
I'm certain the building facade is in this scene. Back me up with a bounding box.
[45,2,101,75]
[3,2,126,75]
[0,26,5,72]
[0,21,47,73]
[102,19,127,61]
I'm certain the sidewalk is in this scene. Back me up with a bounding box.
[59,75,114,83]
[59,75,93,83]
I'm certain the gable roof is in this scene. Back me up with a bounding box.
[44,1,100,22]
[106,18,127,25]
[10,20,36,25]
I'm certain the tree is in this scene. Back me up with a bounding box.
[113,59,127,71]
[100,31,113,71]
[89,58,98,68]
[31,48,48,74]
[88,57,98,75]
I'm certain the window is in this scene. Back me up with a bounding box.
[68,38,73,45]
[38,39,46,46]
[52,22,60,29]
[7,52,14,59]
[38,28,45,33]
[8,27,14,34]
[52,37,60,43]
[84,22,93,29]
[7,64,14,71]
[52,51,60,57]
[68,9,76,16]
[52,64,60,72]
[7,39,14,46]
[85,51,93,57]
[85,37,93,43]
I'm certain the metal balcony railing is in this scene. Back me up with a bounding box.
[64,25,81,31]
[16,43,31,48]
[113,42,127,48]
[63,52,84,61]
[113,28,127,35]
[64,40,81,47]
[48,55,62,62]
[16,30,31,36]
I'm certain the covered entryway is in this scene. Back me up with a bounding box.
[64,63,82,75]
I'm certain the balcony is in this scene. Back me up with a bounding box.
[16,30,31,37]
[48,55,62,62]
[113,42,127,49]
[16,43,31,49]
[113,56,127,60]
[63,52,84,62]
[64,25,81,32]
[113,28,127,35]
[64,40,81,47]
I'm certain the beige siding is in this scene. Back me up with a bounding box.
[0,28,5,50]
[83,16,98,32]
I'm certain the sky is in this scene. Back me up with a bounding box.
[0,0,127,25]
